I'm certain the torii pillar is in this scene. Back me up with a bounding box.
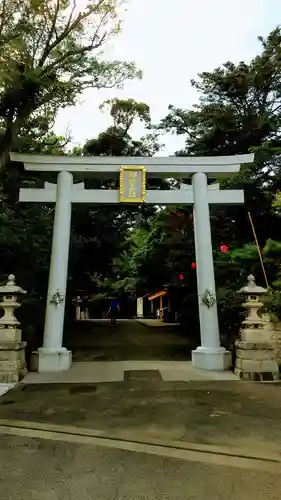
[192,173,228,370]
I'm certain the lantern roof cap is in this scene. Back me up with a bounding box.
[238,275,267,295]
[0,275,26,295]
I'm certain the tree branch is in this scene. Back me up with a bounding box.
[65,0,77,31]
[32,21,47,65]
[88,8,111,47]
[79,75,132,91]
[38,6,100,68]
[271,104,281,115]
[41,33,107,75]
[0,0,7,38]
[38,0,61,67]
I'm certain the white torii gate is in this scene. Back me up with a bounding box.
[11,152,254,373]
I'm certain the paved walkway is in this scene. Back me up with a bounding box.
[1,380,281,498]
[1,432,280,499]
[64,319,192,362]
[1,320,280,498]
[24,318,236,383]
[1,379,281,454]
[137,319,180,327]
[0,384,15,396]
[23,360,238,383]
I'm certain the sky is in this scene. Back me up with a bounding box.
[54,0,281,155]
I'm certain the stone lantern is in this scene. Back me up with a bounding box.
[73,296,82,320]
[235,275,279,381]
[0,274,27,382]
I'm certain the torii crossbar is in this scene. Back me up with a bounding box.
[11,152,254,373]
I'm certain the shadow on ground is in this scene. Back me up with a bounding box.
[63,320,192,361]
[1,380,281,456]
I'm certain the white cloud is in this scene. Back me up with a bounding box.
[55,0,277,154]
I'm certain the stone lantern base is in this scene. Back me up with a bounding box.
[0,337,27,383]
[263,316,281,368]
[235,340,279,381]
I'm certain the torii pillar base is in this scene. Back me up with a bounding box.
[30,348,72,373]
[192,347,232,371]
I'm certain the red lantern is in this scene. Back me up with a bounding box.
[220,244,229,254]
[179,273,184,281]
[191,262,196,269]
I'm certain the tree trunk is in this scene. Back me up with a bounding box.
[0,104,35,170]
[0,124,14,170]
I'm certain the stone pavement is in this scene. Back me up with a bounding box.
[0,380,281,498]
[23,360,238,383]
[0,383,15,396]
[1,432,281,500]
[137,319,180,327]
[1,379,281,498]
[1,379,281,454]
[1,319,281,498]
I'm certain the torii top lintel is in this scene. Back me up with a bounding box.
[10,153,254,178]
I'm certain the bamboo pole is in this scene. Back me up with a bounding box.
[159,295,163,320]
[247,211,269,288]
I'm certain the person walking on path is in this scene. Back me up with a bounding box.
[108,299,120,326]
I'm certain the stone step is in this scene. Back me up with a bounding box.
[236,349,277,360]
[235,358,279,372]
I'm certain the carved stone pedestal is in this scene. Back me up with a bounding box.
[235,341,279,381]
[0,340,27,382]
[0,275,27,382]
[235,275,279,382]
[276,336,281,367]
[262,314,281,368]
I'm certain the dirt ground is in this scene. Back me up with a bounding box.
[1,379,281,455]
[1,380,281,499]
[1,432,281,500]
[64,319,192,361]
[1,320,281,498]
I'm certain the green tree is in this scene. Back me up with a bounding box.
[154,31,281,280]
[67,98,162,301]
[13,108,70,155]
[158,28,281,156]
[83,98,160,157]
[0,115,70,360]
[156,28,281,248]
[1,97,160,323]
[0,0,140,165]
[127,28,281,342]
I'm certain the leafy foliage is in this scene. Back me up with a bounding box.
[83,98,161,157]
[158,29,281,156]
[129,28,281,342]
[0,0,140,164]
[65,98,161,302]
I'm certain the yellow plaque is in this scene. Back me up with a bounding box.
[120,166,146,203]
